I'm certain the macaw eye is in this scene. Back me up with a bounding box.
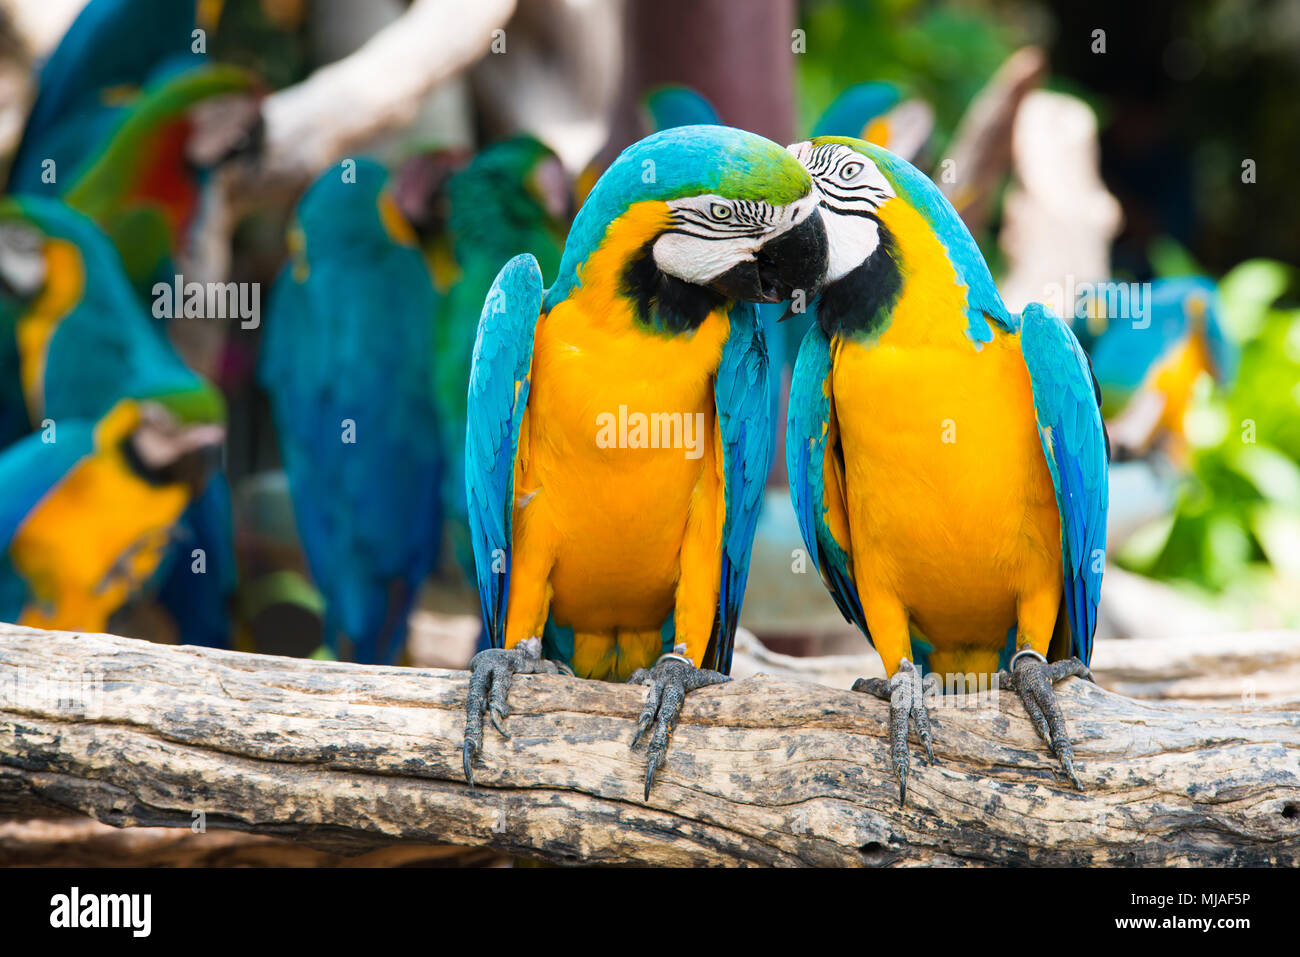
[840,162,864,181]
[709,203,733,221]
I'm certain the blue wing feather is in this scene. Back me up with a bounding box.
[465,254,544,646]
[785,323,870,639]
[1019,303,1109,665]
[706,301,773,672]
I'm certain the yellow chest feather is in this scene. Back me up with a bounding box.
[13,413,188,632]
[519,202,729,630]
[832,201,1060,650]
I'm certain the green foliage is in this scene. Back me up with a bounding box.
[1119,260,1300,605]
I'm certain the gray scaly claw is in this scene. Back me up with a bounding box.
[853,658,934,806]
[628,644,729,800]
[463,636,564,786]
[1000,651,1091,790]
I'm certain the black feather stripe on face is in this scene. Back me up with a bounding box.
[816,217,903,340]
[620,237,727,333]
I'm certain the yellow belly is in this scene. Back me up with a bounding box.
[834,327,1061,669]
[13,449,187,632]
[516,295,728,652]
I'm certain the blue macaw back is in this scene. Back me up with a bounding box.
[261,159,445,665]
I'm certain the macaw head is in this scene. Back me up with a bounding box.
[289,157,420,274]
[0,196,102,326]
[548,125,828,329]
[96,396,226,497]
[0,216,47,316]
[394,135,572,256]
[129,399,225,494]
[787,136,1007,340]
[63,63,262,276]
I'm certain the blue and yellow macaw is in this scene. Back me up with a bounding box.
[785,138,1109,802]
[1072,276,1235,463]
[0,196,229,636]
[394,136,570,586]
[0,397,224,632]
[7,2,254,648]
[261,158,444,666]
[461,125,828,797]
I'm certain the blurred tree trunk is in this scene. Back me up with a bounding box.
[598,0,796,163]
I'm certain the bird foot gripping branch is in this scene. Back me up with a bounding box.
[999,649,1092,791]
[462,636,570,786]
[853,658,936,806]
[462,638,730,800]
[629,645,730,800]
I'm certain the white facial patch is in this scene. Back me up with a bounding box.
[0,222,48,296]
[652,192,819,284]
[787,141,896,281]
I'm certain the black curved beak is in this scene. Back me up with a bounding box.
[710,208,828,305]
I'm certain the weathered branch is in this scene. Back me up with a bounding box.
[1,625,1296,866]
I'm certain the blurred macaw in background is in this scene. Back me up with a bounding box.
[0,197,224,444]
[6,0,205,195]
[394,135,570,585]
[4,0,260,649]
[0,198,226,633]
[0,398,224,632]
[462,125,828,796]
[261,158,444,666]
[7,0,260,299]
[786,137,1108,802]
[1072,276,1237,464]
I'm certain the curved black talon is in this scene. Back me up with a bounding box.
[463,636,564,786]
[999,651,1091,790]
[628,645,729,800]
[853,658,934,806]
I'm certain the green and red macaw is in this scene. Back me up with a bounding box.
[785,137,1109,803]
[393,135,571,584]
[8,0,260,298]
[462,125,828,796]
[0,197,226,633]
[260,158,445,666]
[7,0,206,194]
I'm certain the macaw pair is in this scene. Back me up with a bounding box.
[462,125,1108,804]
[0,198,227,633]
[258,137,570,665]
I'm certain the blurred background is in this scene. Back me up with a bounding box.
[1,0,1298,692]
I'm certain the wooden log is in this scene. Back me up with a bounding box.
[730,627,1300,704]
[1,625,1297,866]
[0,816,507,867]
